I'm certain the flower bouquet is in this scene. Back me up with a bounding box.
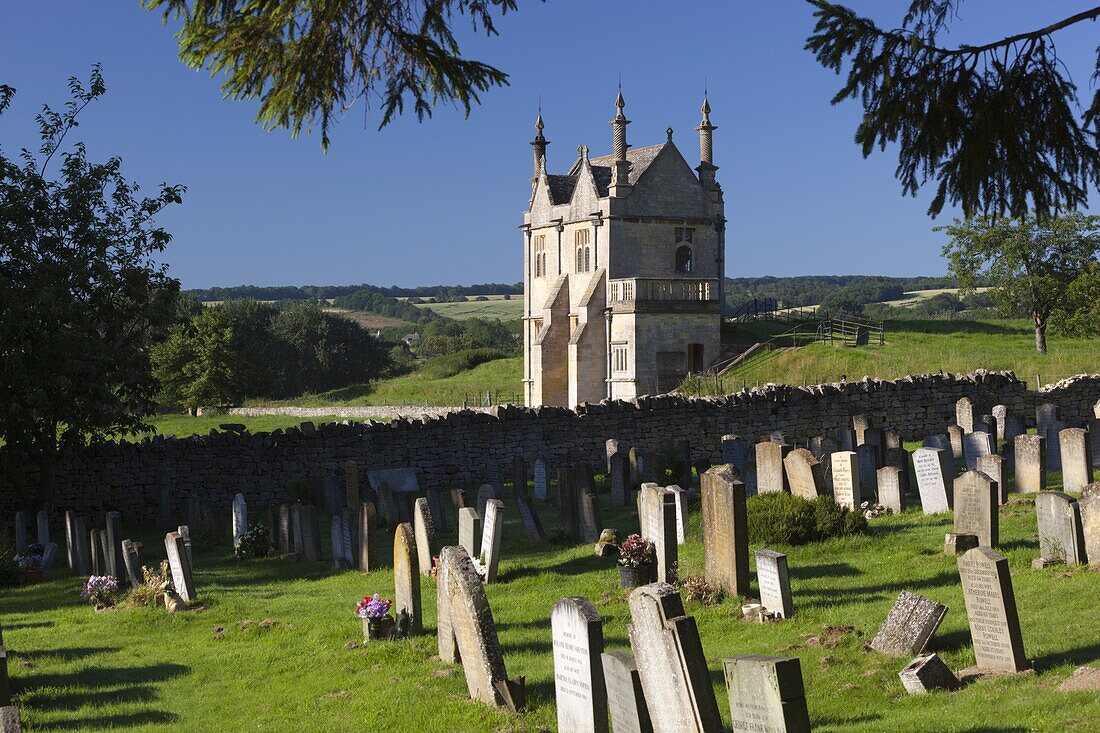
[616,534,657,589]
[16,543,44,584]
[356,593,394,641]
[81,575,120,609]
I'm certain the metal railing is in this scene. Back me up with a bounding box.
[609,278,719,303]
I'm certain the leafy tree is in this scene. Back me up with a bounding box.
[272,303,390,394]
[806,1,1100,218]
[818,292,864,317]
[1052,261,1100,337]
[941,213,1100,353]
[145,0,521,148]
[0,67,184,504]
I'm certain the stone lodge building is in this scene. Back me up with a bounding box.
[522,92,725,408]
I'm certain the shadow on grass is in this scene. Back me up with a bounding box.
[883,319,1026,336]
[33,710,179,730]
[1033,641,1100,672]
[996,538,1039,552]
[787,562,860,580]
[17,646,119,661]
[500,554,613,582]
[813,712,884,727]
[798,571,958,608]
[18,662,189,692]
[931,627,972,654]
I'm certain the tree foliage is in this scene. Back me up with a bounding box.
[940,212,1100,353]
[806,1,1100,218]
[0,67,184,503]
[145,0,521,148]
[1052,260,1100,337]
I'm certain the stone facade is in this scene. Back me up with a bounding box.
[522,93,725,407]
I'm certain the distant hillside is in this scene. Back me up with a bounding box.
[185,282,523,303]
[723,275,963,309]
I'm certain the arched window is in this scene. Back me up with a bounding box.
[576,246,584,272]
[675,245,693,273]
[584,246,591,272]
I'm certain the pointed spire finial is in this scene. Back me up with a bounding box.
[667,126,674,142]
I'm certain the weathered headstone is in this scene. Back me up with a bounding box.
[89,529,103,575]
[367,468,420,526]
[992,404,1008,441]
[164,530,196,604]
[601,651,652,733]
[852,413,871,444]
[755,549,793,619]
[976,454,1008,504]
[104,511,123,582]
[945,532,979,556]
[436,543,460,663]
[277,504,293,553]
[899,653,960,695]
[722,655,811,733]
[476,484,494,520]
[578,484,604,544]
[512,455,528,501]
[1080,483,1100,567]
[480,499,504,584]
[515,494,546,543]
[1046,421,1067,471]
[701,465,748,597]
[958,547,1028,674]
[947,424,964,459]
[331,512,352,569]
[640,486,678,584]
[393,523,422,634]
[1014,434,1047,493]
[534,457,549,501]
[458,507,482,559]
[35,510,49,547]
[321,473,341,513]
[552,597,608,733]
[606,438,621,475]
[956,397,974,434]
[830,451,860,510]
[1035,491,1086,566]
[783,449,824,500]
[721,435,748,474]
[486,461,502,496]
[835,427,856,453]
[627,584,722,733]
[427,487,450,534]
[869,591,947,656]
[913,447,954,514]
[756,441,791,494]
[963,431,994,470]
[1060,428,1093,492]
[664,485,686,545]
[357,502,376,571]
[610,452,628,508]
[344,460,359,509]
[877,467,904,514]
[12,513,26,555]
[231,493,247,548]
[72,516,90,575]
[856,444,879,498]
[1003,414,1027,449]
[121,539,143,588]
[413,497,436,576]
[1036,402,1062,438]
[298,505,322,562]
[953,471,999,547]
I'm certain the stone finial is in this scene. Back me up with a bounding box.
[697,95,717,167]
[609,88,632,196]
[531,111,548,180]
[666,126,674,142]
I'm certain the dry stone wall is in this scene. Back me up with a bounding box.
[8,371,1100,521]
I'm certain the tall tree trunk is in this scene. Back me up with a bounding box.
[1034,319,1047,354]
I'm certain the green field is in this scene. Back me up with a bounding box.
[416,298,524,321]
[4,465,1098,732]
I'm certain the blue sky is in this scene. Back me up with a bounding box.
[2,1,1098,289]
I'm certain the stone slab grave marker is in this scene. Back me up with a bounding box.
[298,505,322,562]
[450,488,467,521]
[721,434,748,474]
[72,516,90,575]
[976,416,997,447]
[458,507,482,559]
[923,433,950,452]
[963,431,994,470]
[1036,402,1062,439]
[164,530,196,604]
[367,468,420,526]
[552,597,608,733]
[427,487,450,534]
[12,513,26,555]
[515,493,545,543]
[856,443,879,498]
[869,591,948,656]
[277,504,294,554]
[480,499,504,584]
[852,413,871,444]
[877,467,905,514]
[534,457,549,501]
[579,481,605,544]
[558,466,580,540]
[105,511,123,582]
[886,430,901,450]
[413,497,437,576]
[956,397,975,434]
[344,460,359,509]
[89,529,102,575]
[1014,434,1047,493]
[442,545,524,711]
[36,510,48,547]
[1003,414,1027,450]
[640,484,679,584]
[722,654,811,733]
[609,452,628,508]
[947,424,964,459]
[863,427,886,462]
[1046,421,1067,471]
[756,441,792,494]
[1060,428,1093,492]
[830,451,860,510]
[628,584,722,733]
[835,427,856,453]
[976,454,1008,504]
[1035,492,1086,566]
[601,650,652,733]
[231,493,247,548]
[900,653,961,695]
[330,511,352,569]
[476,484,493,520]
[701,465,749,597]
[664,485,686,545]
[322,473,341,513]
[177,525,193,567]
[436,543,460,663]
[945,532,979,556]
[992,404,1007,441]
[913,447,954,514]
[755,549,793,619]
[358,502,376,571]
[606,438,621,475]
[953,470,999,547]
[512,456,528,501]
[486,461,503,496]
[64,510,76,570]
[1080,483,1100,567]
[121,539,144,588]
[958,547,1029,674]
[783,448,824,500]
[394,522,422,634]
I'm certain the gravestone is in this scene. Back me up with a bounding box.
[830,451,860,510]
[436,543,460,663]
[869,591,947,656]
[442,545,522,710]
[1060,428,1093,492]
[358,503,376,571]
[945,532,979,556]
[64,511,76,570]
[721,435,748,474]
[578,484,604,544]
[231,493,247,548]
[1036,403,1062,438]
[1035,492,1086,566]
[701,465,749,596]
[298,505,322,561]
[89,529,103,575]
[627,584,722,733]
[552,597,608,733]
[877,467,904,514]
[1003,414,1027,450]
[756,441,791,494]
[393,523,422,635]
[664,485,687,545]
[976,454,1007,504]
[1014,434,1047,493]
[640,485,678,584]
[486,461,503,496]
[722,655,811,733]
[856,444,879,499]
[755,549,793,619]
[886,430,901,450]
[367,468,420,526]
[40,542,57,572]
[606,438,621,474]
[992,404,1007,440]
[104,511,123,582]
[322,473,341,513]
[476,484,494,520]
[458,507,482,559]
[899,653,961,695]
[559,466,580,540]
[480,499,504,584]
[913,447,953,514]
[947,425,964,459]
[601,650,652,733]
[835,427,857,452]
[331,512,352,569]
[0,624,9,707]
[427,487,450,534]
[610,452,628,508]
[512,456,528,501]
[516,494,546,543]
[958,547,1028,673]
[922,434,950,452]
[36,510,48,547]
[533,457,549,501]
[12,513,26,555]
[953,471,999,547]
[413,497,437,576]
[863,428,886,463]
[450,488,467,521]
[976,416,996,446]
[956,397,974,434]
[674,438,694,490]
[72,516,90,575]
[963,431,994,470]
[1080,484,1100,567]
[783,449,824,500]
[277,504,293,553]
[852,413,871,444]
[1046,422,1067,471]
[164,530,196,604]
[885,447,911,495]
[121,539,143,588]
[344,460,359,509]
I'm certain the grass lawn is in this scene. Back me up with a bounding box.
[4,464,1099,731]
[416,299,524,321]
[715,319,1100,391]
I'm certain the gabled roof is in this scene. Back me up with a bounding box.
[571,143,667,196]
[545,174,577,205]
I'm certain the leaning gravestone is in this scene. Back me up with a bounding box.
[552,597,608,733]
[958,547,1029,674]
[480,499,504,584]
[899,653,961,695]
[578,484,604,544]
[830,451,860,510]
[947,424,964,459]
[963,431,994,470]
[533,457,549,501]
[701,465,749,597]
[627,584,722,733]
[956,397,974,434]
[231,493,247,548]
[436,544,460,663]
[413,497,437,576]
[164,530,196,604]
[1035,492,1086,566]
[953,471,999,547]
[913,447,953,514]
[443,545,523,710]
[515,494,545,543]
[601,650,652,733]
[976,454,1008,504]
[755,549,793,619]
[121,539,144,588]
[877,467,904,514]
[1060,428,1093,492]
[783,449,824,500]
[722,655,811,733]
[1014,435,1047,493]
[394,523,422,634]
[869,591,947,656]
[756,441,791,494]
[1080,483,1100,567]
[458,507,482,559]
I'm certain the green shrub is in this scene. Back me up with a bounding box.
[747,492,867,546]
[236,524,271,559]
[419,348,509,379]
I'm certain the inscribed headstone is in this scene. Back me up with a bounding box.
[480,499,504,583]
[1036,491,1086,565]
[830,451,860,510]
[701,465,749,597]
[963,431,994,470]
[393,523,422,634]
[869,591,947,656]
[1014,434,1047,493]
[164,530,195,604]
[436,543,459,663]
[755,549,793,619]
[534,457,549,501]
[856,444,879,498]
[552,597,608,733]
[601,651,652,733]
[722,655,811,733]
[877,467,904,514]
[413,497,437,576]
[953,471,999,547]
[913,447,953,514]
[957,547,1028,673]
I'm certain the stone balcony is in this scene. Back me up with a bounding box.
[608,277,721,313]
